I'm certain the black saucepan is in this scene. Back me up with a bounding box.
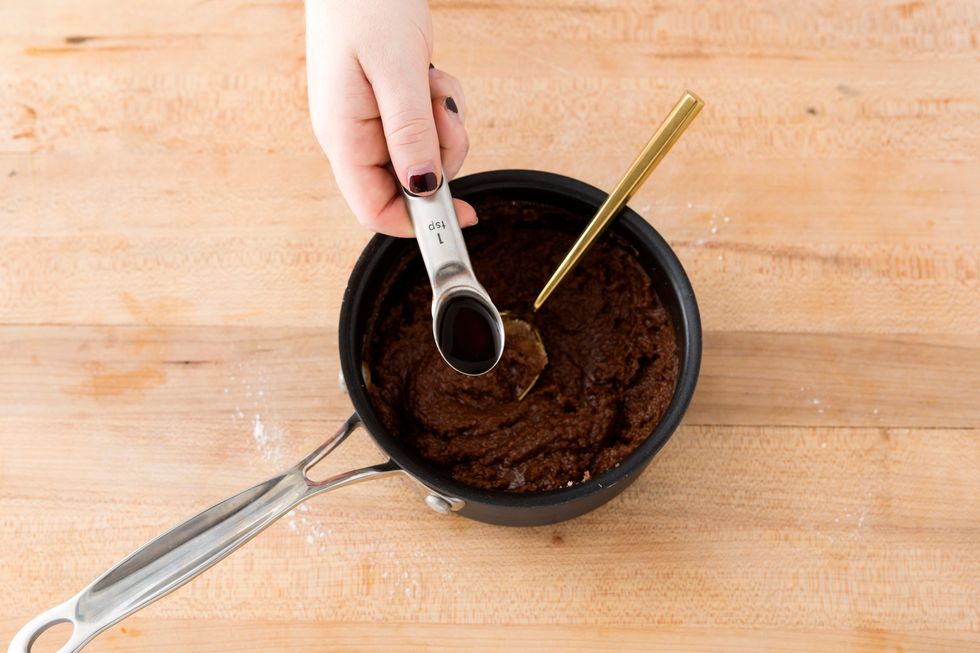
[343,169,701,525]
[11,169,701,653]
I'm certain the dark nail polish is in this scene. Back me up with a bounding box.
[429,63,435,70]
[408,171,438,194]
[445,96,458,114]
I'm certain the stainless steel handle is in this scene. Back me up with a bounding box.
[405,179,476,299]
[9,414,399,653]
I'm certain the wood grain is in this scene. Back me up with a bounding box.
[2,422,978,626]
[0,0,977,651]
[0,327,977,427]
[4,621,980,653]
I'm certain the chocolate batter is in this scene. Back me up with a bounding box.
[364,197,678,492]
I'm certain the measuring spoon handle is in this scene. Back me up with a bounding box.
[403,179,478,297]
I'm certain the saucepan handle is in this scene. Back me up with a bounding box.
[8,414,400,653]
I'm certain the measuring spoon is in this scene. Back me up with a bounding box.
[403,179,505,375]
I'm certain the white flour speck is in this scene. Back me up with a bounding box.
[253,414,266,444]
[251,414,284,462]
[723,216,731,223]
[233,365,331,549]
[820,442,827,448]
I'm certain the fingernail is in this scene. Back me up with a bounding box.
[406,166,438,194]
[429,63,435,70]
[444,96,459,114]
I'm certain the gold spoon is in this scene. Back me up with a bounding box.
[504,90,705,399]
[500,311,548,400]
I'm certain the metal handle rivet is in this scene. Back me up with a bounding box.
[425,494,453,515]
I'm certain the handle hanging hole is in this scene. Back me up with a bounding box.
[302,426,387,484]
[24,619,74,653]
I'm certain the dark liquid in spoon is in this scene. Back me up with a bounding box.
[437,296,500,375]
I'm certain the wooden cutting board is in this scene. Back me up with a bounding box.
[1,1,977,651]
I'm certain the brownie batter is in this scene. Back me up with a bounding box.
[364,197,678,492]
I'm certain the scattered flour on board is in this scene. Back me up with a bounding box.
[231,366,335,551]
[693,212,735,253]
[251,414,285,462]
[231,367,443,599]
[281,493,335,551]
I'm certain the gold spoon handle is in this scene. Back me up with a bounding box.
[533,90,705,311]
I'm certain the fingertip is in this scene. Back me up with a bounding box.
[428,69,466,121]
[453,199,478,228]
[433,98,469,179]
[403,163,442,197]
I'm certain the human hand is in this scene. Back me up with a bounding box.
[305,0,476,237]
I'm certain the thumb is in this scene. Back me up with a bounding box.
[370,60,442,196]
